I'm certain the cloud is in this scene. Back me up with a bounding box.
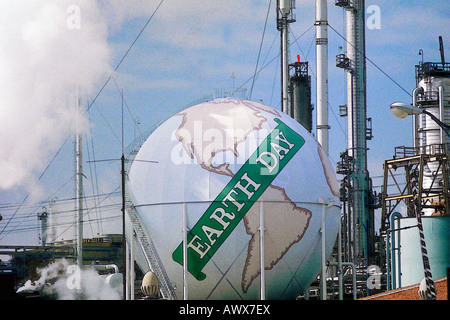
[104,1,286,100]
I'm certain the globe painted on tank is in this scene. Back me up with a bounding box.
[128,98,341,300]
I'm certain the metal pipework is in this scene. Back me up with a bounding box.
[278,0,295,116]
[389,212,402,289]
[327,261,357,300]
[342,0,371,263]
[74,89,83,269]
[91,264,120,274]
[319,197,334,300]
[439,85,445,143]
[412,87,424,150]
[316,0,329,155]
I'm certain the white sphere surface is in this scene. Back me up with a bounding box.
[128,98,341,300]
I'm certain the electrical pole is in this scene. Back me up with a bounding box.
[74,88,83,269]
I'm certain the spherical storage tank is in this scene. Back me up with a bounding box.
[128,98,341,300]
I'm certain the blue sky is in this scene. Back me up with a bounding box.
[0,0,448,247]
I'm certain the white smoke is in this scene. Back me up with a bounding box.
[17,258,70,294]
[0,0,112,192]
[17,259,122,300]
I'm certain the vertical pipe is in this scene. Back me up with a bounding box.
[121,87,127,300]
[396,216,402,289]
[439,86,444,144]
[351,263,357,300]
[38,211,48,246]
[280,11,290,115]
[126,236,130,300]
[282,25,289,114]
[390,212,402,289]
[121,154,126,300]
[386,229,390,290]
[412,87,423,151]
[338,221,343,300]
[316,0,329,154]
[320,199,327,300]
[130,225,135,300]
[182,203,188,300]
[345,7,355,263]
[337,262,357,300]
[346,8,355,159]
[74,89,83,269]
[391,217,396,289]
[259,201,266,300]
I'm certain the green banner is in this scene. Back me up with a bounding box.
[172,118,305,280]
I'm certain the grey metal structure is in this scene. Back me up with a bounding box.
[289,57,312,132]
[277,0,296,116]
[381,40,450,297]
[414,49,450,217]
[74,90,84,269]
[335,0,376,267]
[316,0,330,154]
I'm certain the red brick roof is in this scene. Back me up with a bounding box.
[360,277,447,300]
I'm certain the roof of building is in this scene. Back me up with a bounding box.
[360,277,447,300]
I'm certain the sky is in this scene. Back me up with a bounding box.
[0,0,448,248]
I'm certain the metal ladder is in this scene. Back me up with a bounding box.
[123,139,177,300]
[124,184,177,300]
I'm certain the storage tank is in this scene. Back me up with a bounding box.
[395,216,450,286]
[128,98,341,299]
[415,62,450,215]
[391,56,450,288]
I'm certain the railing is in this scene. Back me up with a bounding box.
[416,62,450,79]
[394,146,415,158]
[125,195,177,300]
[394,143,449,158]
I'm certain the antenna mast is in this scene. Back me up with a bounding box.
[277,0,296,115]
[74,88,83,269]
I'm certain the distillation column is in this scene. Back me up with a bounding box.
[343,0,374,265]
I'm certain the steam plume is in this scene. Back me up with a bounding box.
[17,259,122,300]
[0,0,111,191]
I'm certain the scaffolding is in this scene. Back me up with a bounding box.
[381,144,450,233]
